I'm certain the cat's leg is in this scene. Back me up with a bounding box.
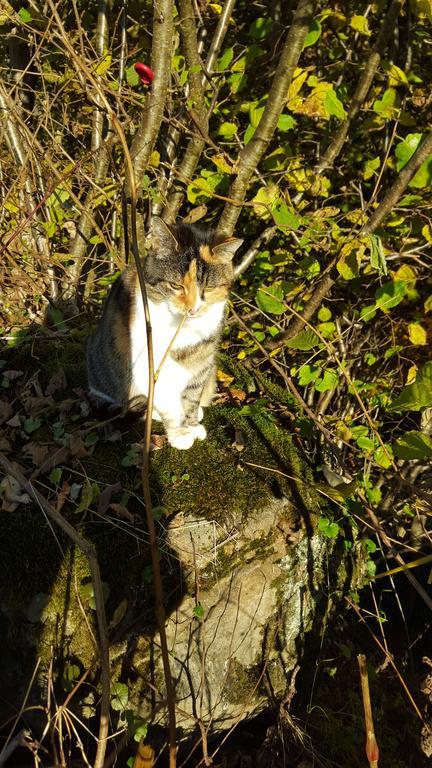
[196,365,217,422]
[152,360,198,449]
[180,369,214,441]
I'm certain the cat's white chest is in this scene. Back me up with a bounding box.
[129,296,224,401]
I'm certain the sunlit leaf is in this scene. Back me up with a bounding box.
[394,431,432,459]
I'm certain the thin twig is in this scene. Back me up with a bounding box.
[357,654,379,768]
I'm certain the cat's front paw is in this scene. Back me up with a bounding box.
[190,423,206,441]
[168,427,195,450]
[197,406,204,422]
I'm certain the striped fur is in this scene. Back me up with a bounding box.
[87,217,243,449]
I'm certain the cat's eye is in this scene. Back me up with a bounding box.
[167,281,182,291]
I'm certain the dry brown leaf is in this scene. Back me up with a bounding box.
[98,482,122,515]
[6,413,21,428]
[23,442,49,466]
[228,387,246,402]
[38,445,70,475]
[109,502,135,522]
[45,368,67,396]
[0,400,13,425]
[150,433,167,451]
[69,434,88,458]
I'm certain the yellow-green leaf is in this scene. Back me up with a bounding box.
[95,53,111,76]
[408,322,427,346]
[350,14,371,35]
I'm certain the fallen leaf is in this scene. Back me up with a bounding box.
[150,434,167,451]
[69,434,88,458]
[228,388,247,402]
[45,368,67,396]
[23,442,49,466]
[56,481,71,513]
[98,482,122,514]
[109,502,135,522]
[38,445,70,475]
[6,414,21,428]
[0,400,13,425]
[0,474,31,511]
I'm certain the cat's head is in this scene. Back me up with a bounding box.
[143,217,243,318]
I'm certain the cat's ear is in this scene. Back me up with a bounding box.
[150,216,179,255]
[211,237,244,263]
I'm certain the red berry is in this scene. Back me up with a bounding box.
[134,62,154,87]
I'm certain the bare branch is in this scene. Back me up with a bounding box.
[217,0,315,236]
[316,0,405,173]
[92,0,111,151]
[129,0,174,188]
[234,226,277,278]
[162,0,236,222]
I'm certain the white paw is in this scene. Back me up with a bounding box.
[190,423,206,441]
[169,428,195,450]
[197,406,204,422]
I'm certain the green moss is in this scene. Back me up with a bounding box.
[223,658,263,705]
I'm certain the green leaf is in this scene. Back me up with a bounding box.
[394,430,432,459]
[317,517,339,538]
[324,88,346,119]
[408,322,427,346]
[315,369,338,392]
[350,14,371,35]
[318,306,332,322]
[337,240,363,280]
[218,122,237,139]
[49,467,62,485]
[133,723,148,742]
[389,362,432,411]
[249,17,272,39]
[373,88,400,117]
[395,133,422,170]
[18,7,32,22]
[303,19,322,48]
[363,156,380,180]
[24,417,42,434]
[193,603,204,620]
[277,113,296,131]
[256,284,285,315]
[297,364,321,386]
[368,234,387,275]
[121,447,140,467]
[216,47,234,71]
[375,280,406,311]
[374,444,393,469]
[271,202,299,230]
[285,329,319,351]
[111,683,129,712]
[95,54,111,76]
[125,64,139,86]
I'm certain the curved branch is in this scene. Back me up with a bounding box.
[92,0,111,151]
[217,0,315,236]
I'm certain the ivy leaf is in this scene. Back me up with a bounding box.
[256,285,285,315]
[389,361,432,411]
[111,683,129,712]
[394,430,432,459]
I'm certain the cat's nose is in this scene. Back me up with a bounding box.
[188,297,202,316]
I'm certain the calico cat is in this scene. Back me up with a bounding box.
[87,217,243,449]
